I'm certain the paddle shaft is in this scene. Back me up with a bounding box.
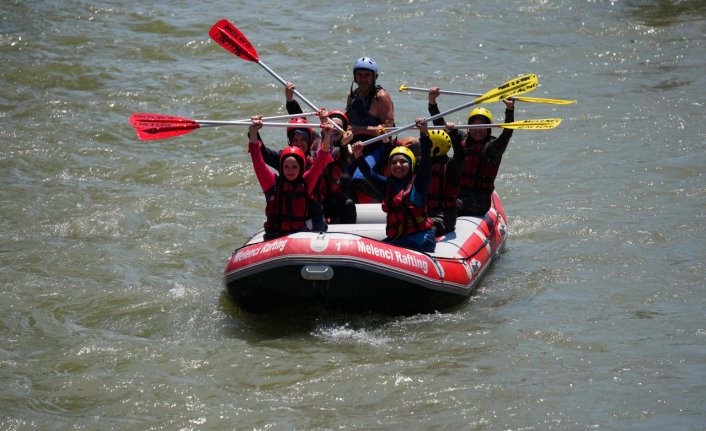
[360,99,475,146]
[386,118,561,131]
[256,61,319,112]
[195,121,328,128]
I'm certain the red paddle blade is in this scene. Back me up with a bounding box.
[129,113,194,127]
[209,19,259,62]
[134,123,201,141]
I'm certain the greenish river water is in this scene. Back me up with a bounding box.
[2,1,705,429]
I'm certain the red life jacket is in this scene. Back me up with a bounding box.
[460,139,500,193]
[382,176,433,239]
[264,177,309,238]
[426,158,459,211]
[318,161,345,199]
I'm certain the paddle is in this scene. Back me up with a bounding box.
[130,112,317,127]
[130,113,334,141]
[209,19,344,132]
[360,73,539,146]
[398,84,576,105]
[387,118,562,131]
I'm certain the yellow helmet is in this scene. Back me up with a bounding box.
[389,145,416,172]
[467,107,493,124]
[428,130,451,157]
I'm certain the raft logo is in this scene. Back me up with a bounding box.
[233,246,260,263]
[262,238,288,253]
[356,241,429,274]
[233,239,288,263]
[394,250,429,274]
[309,235,329,253]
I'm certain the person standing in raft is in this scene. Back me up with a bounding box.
[351,118,436,253]
[428,92,515,216]
[248,115,333,241]
[345,57,396,203]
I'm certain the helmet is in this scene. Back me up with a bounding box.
[352,57,378,81]
[286,117,312,148]
[327,110,349,131]
[279,146,306,179]
[429,130,451,157]
[467,107,493,125]
[389,145,416,172]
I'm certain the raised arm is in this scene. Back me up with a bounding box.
[427,87,445,127]
[247,116,276,192]
[486,99,515,162]
[351,142,386,195]
[302,116,334,195]
[412,118,433,202]
[446,122,465,182]
[285,82,304,115]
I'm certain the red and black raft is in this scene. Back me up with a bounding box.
[223,192,508,314]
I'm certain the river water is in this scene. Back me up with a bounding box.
[2,0,705,429]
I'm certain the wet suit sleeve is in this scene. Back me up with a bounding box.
[356,152,387,197]
[352,145,384,181]
[428,103,445,127]
[410,134,433,206]
[260,142,281,171]
[446,128,465,185]
[485,108,515,163]
[286,100,304,115]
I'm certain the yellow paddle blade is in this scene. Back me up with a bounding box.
[513,96,576,105]
[473,74,538,104]
[398,84,409,92]
[499,118,562,130]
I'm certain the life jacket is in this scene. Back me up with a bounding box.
[427,157,459,210]
[318,161,345,199]
[346,84,384,127]
[381,176,433,239]
[459,137,500,193]
[264,177,309,239]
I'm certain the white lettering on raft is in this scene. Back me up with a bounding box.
[234,239,288,262]
[262,238,288,253]
[356,242,429,274]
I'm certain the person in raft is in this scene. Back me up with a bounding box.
[351,118,436,253]
[425,87,465,235]
[248,114,333,241]
[282,82,357,224]
[428,94,516,216]
[345,57,396,203]
[257,115,329,231]
[317,110,358,224]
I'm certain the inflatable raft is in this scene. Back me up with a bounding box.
[223,192,508,314]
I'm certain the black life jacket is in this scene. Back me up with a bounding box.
[346,84,384,127]
[460,137,500,193]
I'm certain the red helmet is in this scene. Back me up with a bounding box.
[279,146,306,179]
[327,110,349,131]
[286,117,312,148]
